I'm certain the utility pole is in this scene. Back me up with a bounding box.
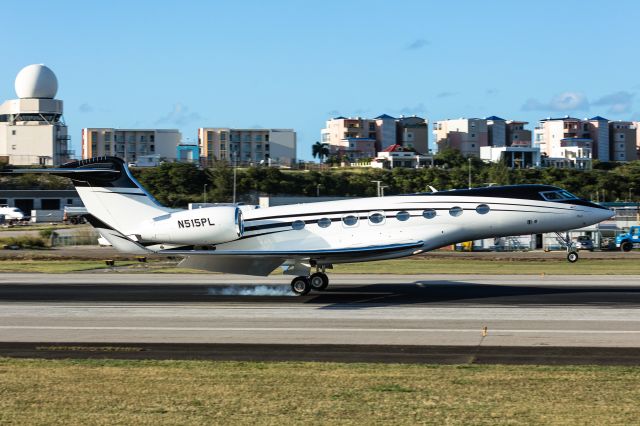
[371,180,382,197]
[468,157,472,189]
[232,153,237,204]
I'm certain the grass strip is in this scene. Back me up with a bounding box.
[0,260,135,273]
[0,358,639,425]
[0,257,638,274]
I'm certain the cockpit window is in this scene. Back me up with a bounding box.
[540,190,577,201]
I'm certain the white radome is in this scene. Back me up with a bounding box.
[14,64,58,99]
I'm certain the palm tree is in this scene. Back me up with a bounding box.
[311,141,330,163]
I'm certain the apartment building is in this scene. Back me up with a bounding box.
[81,128,182,163]
[610,121,637,162]
[198,128,296,167]
[433,118,489,157]
[320,114,428,160]
[534,116,637,166]
[0,64,71,166]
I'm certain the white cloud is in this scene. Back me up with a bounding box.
[406,39,430,50]
[155,103,202,126]
[522,91,589,111]
[593,91,634,114]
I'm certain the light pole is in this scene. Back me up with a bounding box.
[468,157,472,189]
[316,184,322,197]
[203,184,208,204]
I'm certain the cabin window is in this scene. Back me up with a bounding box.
[291,220,305,230]
[396,211,410,221]
[422,209,436,219]
[476,204,490,215]
[317,218,331,228]
[449,206,463,217]
[368,212,385,225]
[342,215,358,227]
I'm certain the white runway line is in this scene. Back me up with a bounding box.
[1,325,640,334]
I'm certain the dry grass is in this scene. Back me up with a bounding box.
[1,257,640,275]
[0,358,639,425]
[331,258,640,275]
[0,260,135,273]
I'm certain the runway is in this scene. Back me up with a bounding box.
[1,273,640,363]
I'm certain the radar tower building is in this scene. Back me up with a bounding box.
[0,64,70,166]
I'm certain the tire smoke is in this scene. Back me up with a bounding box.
[207,285,295,296]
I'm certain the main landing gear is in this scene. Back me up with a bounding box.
[290,269,330,296]
[555,232,579,263]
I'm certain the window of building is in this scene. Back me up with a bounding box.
[220,144,226,150]
[369,123,375,131]
[265,144,270,151]
[265,134,269,142]
[317,217,331,228]
[396,211,410,221]
[471,144,475,148]
[422,209,436,219]
[620,134,625,139]
[150,144,155,152]
[368,212,385,225]
[255,135,262,142]
[449,206,463,217]
[476,204,490,215]
[207,131,213,142]
[291,220,305,230]
[342,215,358,226]
[471,133,476,138]
[150,135,155,142]
[105,132,111,142]
[220,133,227,141]
[67,199,74,205]
[91,131,98,142]
[140,135,146,142]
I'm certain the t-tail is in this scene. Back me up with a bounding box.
[3,157,169,252]
[3,156,243,253]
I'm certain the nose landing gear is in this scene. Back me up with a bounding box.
[555,232,579,263]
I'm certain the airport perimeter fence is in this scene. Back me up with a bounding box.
[51,230,100,246]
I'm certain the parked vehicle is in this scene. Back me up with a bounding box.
[575,235,594,251]
[615,226,640,252]
[0,205,25,224]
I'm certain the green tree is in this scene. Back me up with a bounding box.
[311,141,330,163]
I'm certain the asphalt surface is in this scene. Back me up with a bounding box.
[1,273,640,364]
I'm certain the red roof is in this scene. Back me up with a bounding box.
[382,144,404,152]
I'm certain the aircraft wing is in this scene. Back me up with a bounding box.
[158,241,424,258]
[173,241,424,276]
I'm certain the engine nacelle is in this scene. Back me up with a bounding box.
[137,206,243,245]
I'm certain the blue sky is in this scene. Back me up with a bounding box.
[2,0,639,160]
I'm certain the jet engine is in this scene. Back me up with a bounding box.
[136,206,243,245]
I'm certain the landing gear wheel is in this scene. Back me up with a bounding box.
[290,276,311,296]
[567,251,579,263]
[621,242,633,252]
[309,272,329,291]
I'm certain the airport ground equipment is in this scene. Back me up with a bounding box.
[615,226,640,252]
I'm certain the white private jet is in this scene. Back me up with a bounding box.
[5,157,614,295]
